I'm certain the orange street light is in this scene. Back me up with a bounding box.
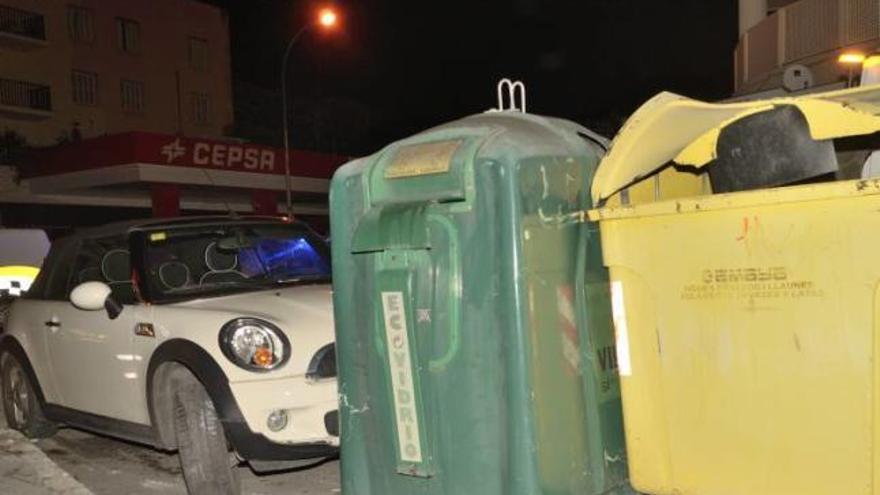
[318,8,338,29]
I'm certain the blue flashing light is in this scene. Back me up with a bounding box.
[257,237,329,276]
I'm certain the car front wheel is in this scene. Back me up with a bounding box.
[0,352,56,438]
[172,369,241,495]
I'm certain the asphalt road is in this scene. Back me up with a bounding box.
[36,427,341,495]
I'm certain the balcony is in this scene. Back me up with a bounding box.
[0,78,51,120]
[734,0,879,96]
[768,0,801,11]
[0,5,46,49]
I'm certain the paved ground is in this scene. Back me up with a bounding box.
[0,390,94,494]
[0,398,339,494]
[0,429,94,495]
[36,428,341,495]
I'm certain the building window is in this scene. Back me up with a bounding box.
[0,78,51,111]
[120,79,144,113]
[71,70,97,106]
[190,92,210,124]
[0,5,46,41]
[115,18,140,53]
[67,6,94,43]
[188,37,208,71]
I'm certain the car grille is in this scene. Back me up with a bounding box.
[306,343,336,380]
[324,410,339,437]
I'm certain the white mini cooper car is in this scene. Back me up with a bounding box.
[0,216,338,495]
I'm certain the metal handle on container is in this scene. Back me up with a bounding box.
[427,214,461,373]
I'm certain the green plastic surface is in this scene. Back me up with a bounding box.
[330,112,636,495]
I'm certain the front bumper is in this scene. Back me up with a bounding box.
[225,376,338,461]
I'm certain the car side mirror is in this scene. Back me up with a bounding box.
[70,281,123,320]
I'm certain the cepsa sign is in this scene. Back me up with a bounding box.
[159,137,278,173]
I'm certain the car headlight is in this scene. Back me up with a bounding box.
[219,318,290,372]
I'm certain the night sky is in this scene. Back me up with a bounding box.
[210,0,739,155]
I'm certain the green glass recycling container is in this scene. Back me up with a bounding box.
[330,112,635,495]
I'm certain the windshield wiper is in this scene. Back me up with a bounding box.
[275,274,331,284]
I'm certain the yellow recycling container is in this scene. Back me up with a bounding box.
[588,85,880,495]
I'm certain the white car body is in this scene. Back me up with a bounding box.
[0,217,338,468]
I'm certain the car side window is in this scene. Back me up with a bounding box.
[43,241,78,301]
[68,236,136,305]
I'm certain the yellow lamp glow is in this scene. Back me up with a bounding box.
[863,54,880,69]
[839,52,867,65]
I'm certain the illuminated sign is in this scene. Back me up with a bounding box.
[0,266,40,297]
[159,137,277,173]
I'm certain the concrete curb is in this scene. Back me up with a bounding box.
[0,428,96,495]
[0,396,94,494]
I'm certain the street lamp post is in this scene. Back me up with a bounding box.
[281,26,309,217]
[280,8,338,217]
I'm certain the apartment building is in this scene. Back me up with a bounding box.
[0,0,234,146]
[735,0,880,98]
[0,1,346,230]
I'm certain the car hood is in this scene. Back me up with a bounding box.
[149,283,334,380]
[171,283,334,335]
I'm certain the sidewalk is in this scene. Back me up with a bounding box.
[0,403,95,495]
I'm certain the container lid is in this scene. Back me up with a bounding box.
[591,85,880,204]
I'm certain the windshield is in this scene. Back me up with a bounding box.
[139,222,330,302]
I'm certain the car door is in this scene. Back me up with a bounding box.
[5,237,80,407]
[44,234,147,424]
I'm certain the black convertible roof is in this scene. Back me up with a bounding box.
[29,215,312,299]
[58,215,293,242]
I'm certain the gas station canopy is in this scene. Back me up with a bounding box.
[1,132,349,216]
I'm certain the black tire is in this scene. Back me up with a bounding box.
[0,295,12,331]
[0,352,56,438]
[172,369,240,495]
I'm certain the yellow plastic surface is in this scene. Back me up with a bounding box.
[0,266,39,279]
[601,166,710,209]
[592,85,880,203]
[594,178,880,494]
